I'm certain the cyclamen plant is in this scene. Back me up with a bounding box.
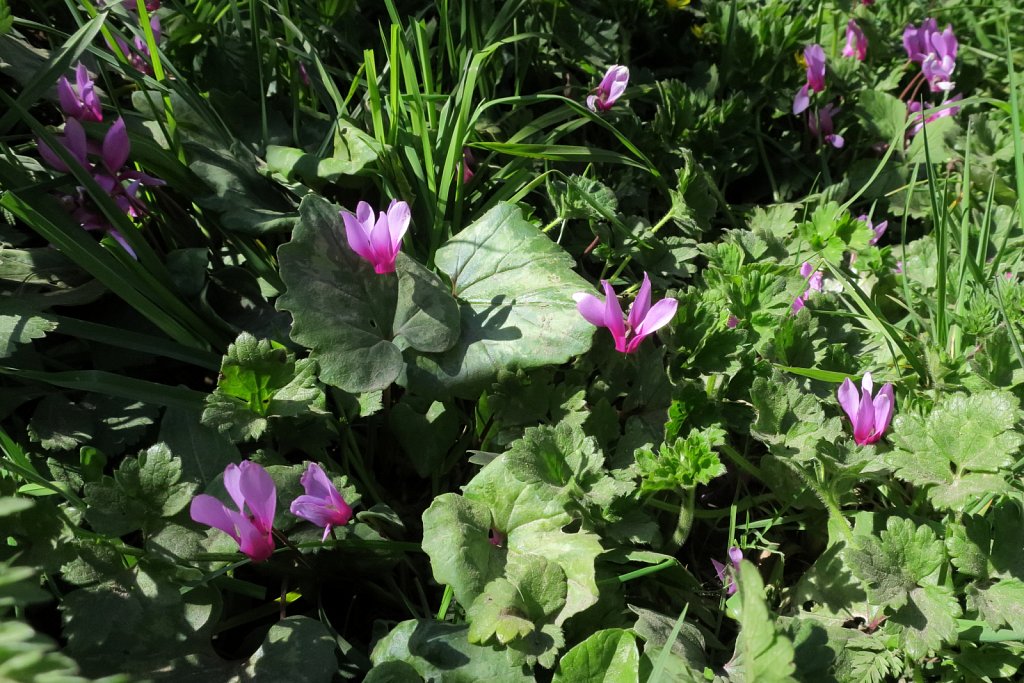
[56,63,102,122]
[904,18,958,92]
[842,20,867,61]
[793,44,826,114]
[573,272,677,353]
[711,547,743,595]
[290,463,354,541]
[791,261,823,313]
[838,373,895,445]
[587,64,629,112]
[190,461,278,563]
[341,199,411,273]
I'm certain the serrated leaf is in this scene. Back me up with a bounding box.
[945,516,990,579]
[28,395,93,451]
[893,585,959,659]
[421,493,505,607]
[159,407,239,486]
[889,391,1022,510]
[966,579,1024,632]
[0,301,55,357]
[277,195,460,392]
[636,426,726,493]
[846,517,944,609]
[201,333,325,442]
[732,560,797,683]
[407,203,594,398]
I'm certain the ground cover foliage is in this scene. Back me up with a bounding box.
[1,0,1023,680]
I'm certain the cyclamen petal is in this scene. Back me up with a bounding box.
[575,273,676,354]
[190,460,277,562]
[837,373,895,445]
[102,117,131,172]
[341,199,410,273]
[290,463,354,541]
[587,65,629,112]
[842,21,867,61]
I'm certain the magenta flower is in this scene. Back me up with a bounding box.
[190,461,277,562]
[838,373,894,445]
[587,65,629,113]
[858,214,888,245]
[712,546,743,595]
[290,463,354,541]
[907,95,961,138]
[341,199,411,274]
[488,528,505,547]
[904,19,957,92]
[807,103,844,149]
[574,273,677,354]
[793,44,826,115]
[462,147,476,184]
[792,261,823,313]
[727,314,739,329]
[57,63,102,123]
[842,20,867,61]
[113,15,162,75]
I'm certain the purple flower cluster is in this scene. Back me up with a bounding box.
[191,461,355,562]
[792,45,845,149]
[791,262,824,313]
[904,19,958,93]
[39,63,164,256]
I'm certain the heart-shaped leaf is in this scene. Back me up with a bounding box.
[408,203,594,397]
[277,195,459,393]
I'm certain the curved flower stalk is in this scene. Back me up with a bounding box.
[904,19,958,92]
[587,65,629,113]
[573,272,678,353]
[341,199,411,274]
[807,103,844,149]
[712,546,743,595]
[791,261,823,313]
[838,373,894,445]
[290,463,354,541]
[793,44,826,115]
[57,63,102,122]
[190,461,277,562]
[842,20,867,61]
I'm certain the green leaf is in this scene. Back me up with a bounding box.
[0,0,11,36]
[370,620,532,681]
[466,554,567,666]
[277,195,460,392]
[889,391,1023,510]
[421,493,505,607]
[846,517,944,609]
[241,616,337,682]
[856,90,908,144]
[0,619,109,683]
[408,203,594,397]
[28,395,93,451]
[732,560,797,683]
[0,301,55,357]
[83,444,196,534]
[553,629,639,683]
[201,333,325,442]
[388,399,459,478]
[158,407,240,486]
[966,579,1024,632]
[893,585,960,659]
[636,426,726,494]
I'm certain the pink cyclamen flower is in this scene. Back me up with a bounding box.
[290,463,354,541]
[57,63,102,122]
[462,147,476,184]
[904,19,957,92]
[712,546,743,595]
[341,199,411,274]
[907,95,962,138]
[842,20,867,61]
[190,461,277,562]
[573,272,678,354]
[838,372,894,445]
[792,261,824,313]
[587,65,629,113]
[858,214,889,245]
[793,44,826,115]
[727,314,739,329]
[807,103,844,149]
[489,528,505,547]
[113,15,162,75]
